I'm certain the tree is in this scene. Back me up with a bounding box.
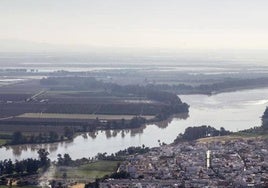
[24,159,39,174]
[262,107,268,130]
[63,154,72,166]
[109,171,130,179]
[64,127,74,139]
[4,159,13,174]
[129,117,146,128]
[177,125,230,141]
[49,131,59,142]
[57,154,64,165]
[14,160,25,174]
[62,172,67,179]
[50,180,56,188]
[11,131,24,145]
[38,149,50,167]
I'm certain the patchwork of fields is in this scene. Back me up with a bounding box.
[0,77,189,141]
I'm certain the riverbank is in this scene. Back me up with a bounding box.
[0,87,267,161]
[1,127,267,188]
[0,77,189,147]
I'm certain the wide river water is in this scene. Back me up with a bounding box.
[0,88,268,161]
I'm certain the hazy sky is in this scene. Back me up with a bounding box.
[1,0,268,51]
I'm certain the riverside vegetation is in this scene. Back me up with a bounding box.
[0,76,189,146]
[0,107,267,187]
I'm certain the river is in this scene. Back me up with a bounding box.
[0,88,267,161]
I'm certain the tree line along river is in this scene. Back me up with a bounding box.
[0,88,267,161]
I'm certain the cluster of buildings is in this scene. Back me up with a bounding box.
[101,137,268,188]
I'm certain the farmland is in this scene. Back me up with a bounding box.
[54,161,119,180]
[0,76,189,145]
[18,113,155,121]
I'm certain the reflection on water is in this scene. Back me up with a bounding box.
[47,144,59,153]
[0,88,267,161]
[154,113,189,129]
[12,146,22,156]
[82,133,88,139]
[105,130,112,138]
[130,127,145,137]
[88,131,97,139]
[112,130,118,137]
[121,130,125,138]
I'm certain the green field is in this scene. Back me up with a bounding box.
[18,113,154,120]
[0,139,8,146]
[55,161,119,180]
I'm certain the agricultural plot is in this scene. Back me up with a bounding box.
[0,139,8,146]
[0,77,189,141]
[54,161,119,180]
[17,113,155,120]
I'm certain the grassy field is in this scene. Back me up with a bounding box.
[55,161,119,180]
[0,139,8,145]
[232,131,268,138]
[17,113,154,120]
[197,132,268,143]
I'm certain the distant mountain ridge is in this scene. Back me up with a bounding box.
[0,39,75,52]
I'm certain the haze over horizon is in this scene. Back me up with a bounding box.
[1,0,268,54]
